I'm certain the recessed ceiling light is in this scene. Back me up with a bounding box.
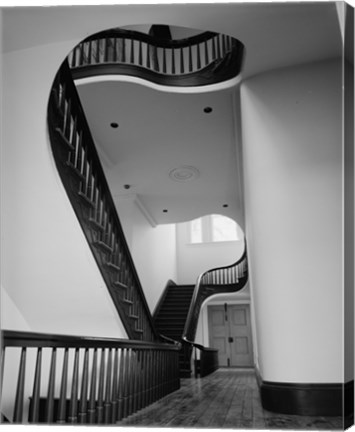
[204,107,213,113]
[124,184,131,190]
[110,122,119,128]
[223,204,229,208]
[163,209,168,213]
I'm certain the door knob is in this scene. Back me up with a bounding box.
[228,337,233,343]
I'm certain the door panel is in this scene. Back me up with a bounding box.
[228,305,253,366]
[208,306,229,366]
[208,304,253,367]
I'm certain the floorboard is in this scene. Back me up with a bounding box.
[118,368,344,430]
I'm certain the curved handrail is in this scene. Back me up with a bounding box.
[68,28,244,87]
[47,60,160,342]
[182,245,248,344]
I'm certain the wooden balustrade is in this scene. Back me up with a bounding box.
[48,60,159,342]
[183,247,248,344]
[1,330,180,424]
[67,29,244,87]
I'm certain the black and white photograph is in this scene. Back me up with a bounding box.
[0,1,354,430]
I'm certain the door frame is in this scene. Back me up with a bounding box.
[207,301,254,368]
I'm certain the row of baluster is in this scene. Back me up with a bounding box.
[52,75,154,341]
[68,33,236,76]
[201,255,248,286]
[2,339,180,424]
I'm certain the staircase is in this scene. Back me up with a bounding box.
[154,284,195,377]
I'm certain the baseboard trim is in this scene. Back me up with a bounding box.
[256,370,354,417]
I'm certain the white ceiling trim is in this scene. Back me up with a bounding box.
[75,74,242,94]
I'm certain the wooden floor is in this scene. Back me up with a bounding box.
[118,368,344,430]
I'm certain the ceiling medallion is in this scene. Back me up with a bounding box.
[169,166,200,182]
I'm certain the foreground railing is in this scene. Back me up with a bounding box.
[48,60,159,342]
[183,247,248,345]
[0,330,180,424]
[68,28,244,87]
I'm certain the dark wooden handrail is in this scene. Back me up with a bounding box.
[68,28,244,87]
[83,29,219,49]
[1,330,180,424]
[2,330,181,350]
[47,60,159,342]
[182,245,248,344]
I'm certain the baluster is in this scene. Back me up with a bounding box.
[68,116,76,148]
[97,348,105,424]
[88,348,97,424]
[78,348,89,424]
[197,44,201,70]
[189,45,193,72]
[104,38,109,62]
[73,130,81,170]
[130,39,135,64]
[180,47,184,74]
[98,197,104,228]
[57,348,69,424]
[217,35,221,59]
[89,172,95,204]
[122,38,126,63]
[13,347,27,423]
[138,41,143,66]
[45,348,56,423]
[95,39,100,64]
[122,349,129,418]
[84,160,91,198]
[117,349,125,420]
[79,146,86,179]
[87,40,92,65]
[113,38,117,63]
[204,40,209,66]
[226,35,231,51]
[130,350,137,414]
[143,350,149,407]
[162,48,167,73]
[104,348,112,424]
[146,43,151,69]
[111,348,119,423]
[62,99,71,137]
[70,47,77,68]
[154,46,159,71]
[29,347,42,423]
[79,43,84,66]
[68,348,79,423]
[136,351,142,410]
[212,36,217,60]
[222,34,226,55]
[127,349,134,415]
[171,49,176,74]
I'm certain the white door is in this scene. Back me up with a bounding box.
[208,304,253,367]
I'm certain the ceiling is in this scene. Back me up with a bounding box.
[76,76,242,225]
[2,2,343,226]
[70,3,342,226]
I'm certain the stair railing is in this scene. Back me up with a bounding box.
[1,330,180,424]
[47,60,159,342]
[68,28,244,87]
[181,247,248,374]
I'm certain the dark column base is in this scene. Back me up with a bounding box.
[256,370,354,418]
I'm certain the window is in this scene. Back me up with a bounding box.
[189,214,239,243]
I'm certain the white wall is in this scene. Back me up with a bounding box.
[1,42,128,339]
[176,220,245,285]
[115,195,177,312]
[241,59,343,383]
